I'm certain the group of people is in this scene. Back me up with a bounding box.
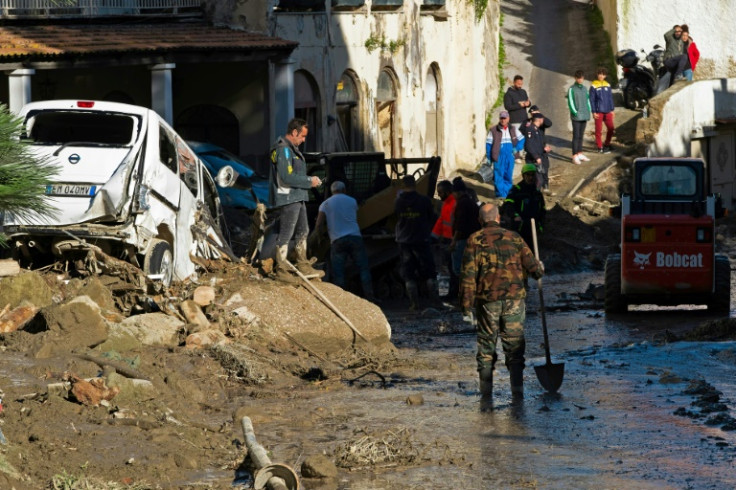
[664,23,700,83]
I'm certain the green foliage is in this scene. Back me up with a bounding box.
[468,0,489,21]
[0,105,58,243]
[492,33,507,110]
[365,35,406,54]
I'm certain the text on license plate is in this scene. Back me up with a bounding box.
[46,184,97,196]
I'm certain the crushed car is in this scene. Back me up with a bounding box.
[0,100,236,285]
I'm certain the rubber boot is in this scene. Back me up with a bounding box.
[426,277,440,304]
[294,239,324,279]
[405,280,419,310]
[273,244,294,282]
[479,367,493,412]
[509,364,524,399]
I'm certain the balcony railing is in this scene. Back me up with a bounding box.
[0,0,202,18]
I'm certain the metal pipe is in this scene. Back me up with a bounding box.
[240,416,299,490]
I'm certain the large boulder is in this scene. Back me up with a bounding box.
[100,313,184,351]
[34,295,109,357]
[0,271,53,309]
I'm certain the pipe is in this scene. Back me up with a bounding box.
[240,416,299,490]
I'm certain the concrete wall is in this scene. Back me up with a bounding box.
[228,1,500,175]
[599,0,736,79]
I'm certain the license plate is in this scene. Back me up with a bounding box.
[45,184,97,196]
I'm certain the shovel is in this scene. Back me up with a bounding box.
[530,218,565,393]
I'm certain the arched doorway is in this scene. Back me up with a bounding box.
[424,64,441,157]
[336,70,362,151]
[294,70,320,152]
[174,105,239,154]
[376,69,398,158]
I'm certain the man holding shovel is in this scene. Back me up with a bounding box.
[460,203,544,411]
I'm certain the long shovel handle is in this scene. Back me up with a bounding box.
[530,218,552,365]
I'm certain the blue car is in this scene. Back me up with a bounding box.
[188,141,270,210]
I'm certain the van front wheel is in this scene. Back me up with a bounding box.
[144,239,173,286]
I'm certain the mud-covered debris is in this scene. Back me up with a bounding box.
[301,454,338,479]
[63,372,120,407]
[683,380,722,397]
[683,318,736,341]
[673,407,702,419]
[0,302,39,333]
[192,285,216,306]
[406,394,424,405]
[208,343,268,385]
[0,259,20,277]
[334,427,419,468]
[704,413,736,429]
[185,329,228,349]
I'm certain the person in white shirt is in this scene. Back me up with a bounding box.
[315,181,375,301]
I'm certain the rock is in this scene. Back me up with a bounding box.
[35,297,109,357]
[105,372,157,405]
[185,329,228,349]
[192,286,216,307]
[224,293,246,307]
[65,373,120,407]
[301,454,338,479]
[406,394,424,406]
[179,300,210,329]
[78,277,118,312]
[0,259,20,277]
[0,302,39,333]
[106,313,184,349]
[0,271,53,309]
[230,306,259,325]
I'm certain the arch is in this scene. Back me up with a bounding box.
[294,69,321,152]
[174,105,239,154]
[335,69,363,151]
[424,63,443,157]
[376,68,399,157]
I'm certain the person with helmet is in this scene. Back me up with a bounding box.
[503,163,546,252]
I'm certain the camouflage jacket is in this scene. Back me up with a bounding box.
[459,222,544,309]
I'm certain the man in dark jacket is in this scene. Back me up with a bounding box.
[523,113,551,192]
[519,105,552,136]
[503,163,546,251]
[503,75,531,134]
[395,175,438,310]
[269,118,322,278]
[450,177,481,303]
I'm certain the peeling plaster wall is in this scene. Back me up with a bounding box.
[601,0,736,79]
[264,2,499,174]
[639,79,736,157]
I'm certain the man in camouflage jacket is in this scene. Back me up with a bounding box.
[460,202,544,410]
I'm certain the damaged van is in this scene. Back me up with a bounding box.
[1,100,235,285]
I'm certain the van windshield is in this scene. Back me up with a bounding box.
[24,110,139,146]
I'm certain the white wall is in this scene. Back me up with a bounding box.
[264,1,499,174]
[600,0,736,79]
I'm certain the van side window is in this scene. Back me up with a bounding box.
[176,136,199,197]
[159,126,177,174]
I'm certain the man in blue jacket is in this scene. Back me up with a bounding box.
[486,111,524,199]
[589,67,615,154]
[269,118,322,278]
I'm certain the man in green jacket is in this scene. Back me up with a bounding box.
[269,118,322,278]
[567,70,591,165]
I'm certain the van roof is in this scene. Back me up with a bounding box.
[20,100,150,117]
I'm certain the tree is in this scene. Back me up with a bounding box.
[0,105,58,245]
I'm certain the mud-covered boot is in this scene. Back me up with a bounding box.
[509,364,524,400]
[479,367,493,412]
[405,280,419,310]
[272,245,295,282]
[425,277,440,304]
[294,239,324,279]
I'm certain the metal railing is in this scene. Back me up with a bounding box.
[0,0,202,18]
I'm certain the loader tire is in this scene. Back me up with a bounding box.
[604,254,627,314]
[144,239,174,287]
[708,255,731,314]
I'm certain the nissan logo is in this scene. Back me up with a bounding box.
[68,153,81,164]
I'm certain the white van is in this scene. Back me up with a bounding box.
[1,100,233,285]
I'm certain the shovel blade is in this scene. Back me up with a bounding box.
[534,362,565,393]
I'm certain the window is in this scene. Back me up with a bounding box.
[641,165,697,197]
[25,110,137,146]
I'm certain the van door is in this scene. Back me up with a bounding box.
[143,123,181,208]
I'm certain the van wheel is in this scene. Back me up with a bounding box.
[144,239,173,287]
[708,255,731,314]
[604,254,627,314]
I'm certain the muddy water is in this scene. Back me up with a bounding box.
[222,272,735,489]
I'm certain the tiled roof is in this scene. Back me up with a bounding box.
[0,23,298,59]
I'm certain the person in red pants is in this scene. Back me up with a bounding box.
[589,67,615,154]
